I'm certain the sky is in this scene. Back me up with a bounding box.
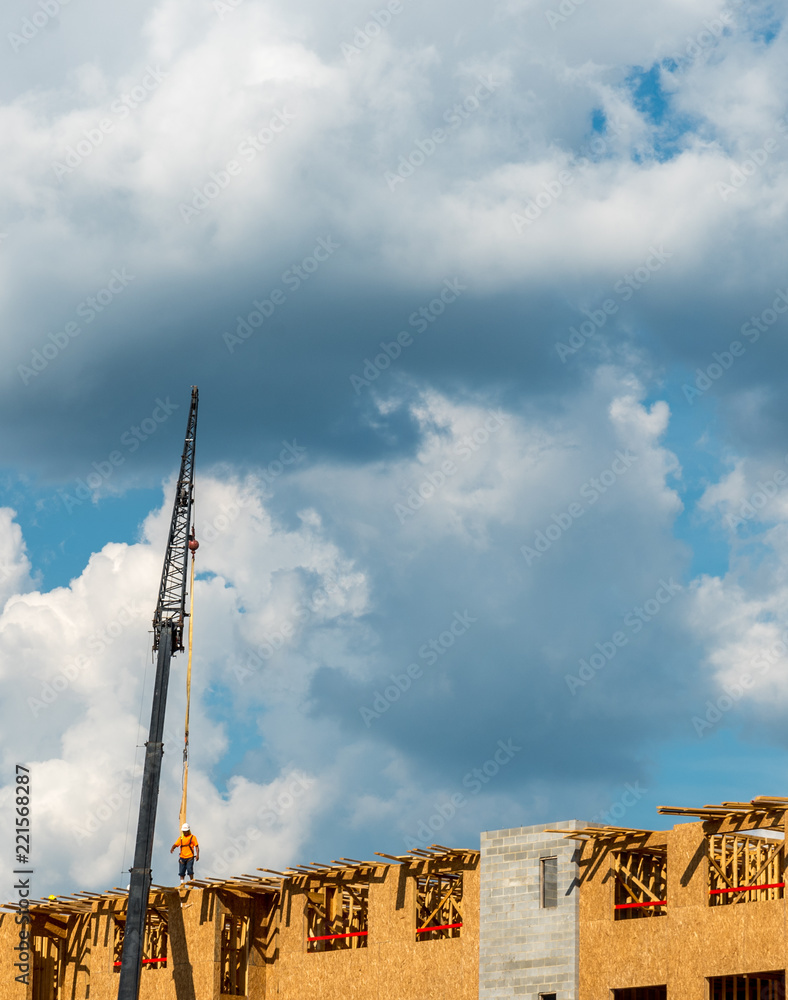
[2,0,788,900]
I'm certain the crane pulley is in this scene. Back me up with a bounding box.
[118,386,199,1000]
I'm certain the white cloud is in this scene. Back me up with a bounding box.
[0,473,368,900]
[2,0,787,338]
[687,452,788,727]
[0,367,692,899]
[0,508,34,607]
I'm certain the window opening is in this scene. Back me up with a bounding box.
[613,850,666,919]
[415,872,463,940]
[113,914,168,972]
[540,857,558,909]
[709,971,785,999]
[306,883,369,952]
[708,834,784,905]
[612,989,667,1000]
[220,915,249,995]
[32,933,64,1000]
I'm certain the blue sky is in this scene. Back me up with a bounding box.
[2,0,788,899]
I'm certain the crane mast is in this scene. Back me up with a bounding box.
[117,386,199,1000]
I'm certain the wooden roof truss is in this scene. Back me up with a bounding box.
[658,796,788,834]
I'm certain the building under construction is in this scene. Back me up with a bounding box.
[4,795,788,999]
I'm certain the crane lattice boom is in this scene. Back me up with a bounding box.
[118,386,198,1000]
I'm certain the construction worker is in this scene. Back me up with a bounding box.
[170,823,199,885]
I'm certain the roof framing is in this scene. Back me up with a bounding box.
[1,845,478,917]
[657,796,788,834]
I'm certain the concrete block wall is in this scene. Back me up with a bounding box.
[479,820,584,1000]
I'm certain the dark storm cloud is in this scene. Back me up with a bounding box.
[4,0,788,894]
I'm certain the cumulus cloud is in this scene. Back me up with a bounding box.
[0,508,34,606]
[0,472,367,900]
[686,449,788,736]
[4,0,788,902]
[0,367,698,897]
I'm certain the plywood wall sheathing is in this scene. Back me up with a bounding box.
[0,845,479,1000]
[580,810,788,1000]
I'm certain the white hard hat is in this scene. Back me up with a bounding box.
[182,823,190,831]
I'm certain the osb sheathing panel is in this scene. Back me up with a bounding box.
[0,912,29,999]
[86,889,219,1000]
[0,857,479,1000]
[579,821,787,1000]
[59,913,92,1000]
[268,863,479,1000]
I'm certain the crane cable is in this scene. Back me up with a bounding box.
[179,541,197,828]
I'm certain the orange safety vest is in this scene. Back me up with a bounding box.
[175,834,198,858]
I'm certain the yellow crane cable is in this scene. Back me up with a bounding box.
[179,548,196,828]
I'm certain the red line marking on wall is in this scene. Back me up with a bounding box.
[113,957,168,966]
[709,882,785,895]
[614,900,667,909]
[307,931,369,942]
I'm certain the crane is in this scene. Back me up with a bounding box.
[118,386,199,1000]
